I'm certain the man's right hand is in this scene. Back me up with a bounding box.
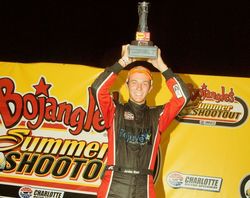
[118,44,134,67]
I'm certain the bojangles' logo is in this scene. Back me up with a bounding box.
[0,77,105,134]
[0,77,108,188]
[177,83,248,127]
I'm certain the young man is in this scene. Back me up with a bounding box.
[91,45,190,198]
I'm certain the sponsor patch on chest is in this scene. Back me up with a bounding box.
[124,111,135,120]
[173,84,183,98]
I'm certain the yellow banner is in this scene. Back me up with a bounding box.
[0,62,106,197]
[159,74,250,198]
[0,62,249,198]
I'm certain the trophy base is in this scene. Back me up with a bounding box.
[128,45,158,59]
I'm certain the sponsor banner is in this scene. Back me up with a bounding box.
[162,74,249,198]
[0,62,249,198]
[0,62,109,197]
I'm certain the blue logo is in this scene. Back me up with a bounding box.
[119,128,151,145]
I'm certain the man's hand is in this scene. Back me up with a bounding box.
[118,44,135,67]
[147,47,168,73]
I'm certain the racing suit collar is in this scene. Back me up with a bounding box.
[128,100,147,113]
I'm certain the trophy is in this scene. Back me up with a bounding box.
[129,2,157,59]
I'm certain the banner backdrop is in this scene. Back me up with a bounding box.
[0,62,249,198]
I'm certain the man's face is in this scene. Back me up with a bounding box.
[127,72,152,105]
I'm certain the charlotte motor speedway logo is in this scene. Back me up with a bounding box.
[19,186,64,198]
[166,172,223,192]
[177,83,248,127]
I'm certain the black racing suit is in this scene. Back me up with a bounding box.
[91,63,190,198]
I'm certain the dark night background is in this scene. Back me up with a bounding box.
[0,1,249,77]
